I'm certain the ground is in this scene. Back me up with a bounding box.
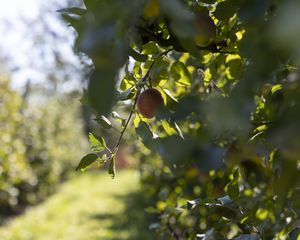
[0,170,155,240]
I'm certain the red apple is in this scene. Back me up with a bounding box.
[137,88,164,118]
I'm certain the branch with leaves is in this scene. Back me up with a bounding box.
[75,48,173,177]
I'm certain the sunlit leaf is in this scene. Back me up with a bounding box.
[161,120,177,136]
[108,156,116,178]
[162,88,178,103]
[89,132,106,151]
[171,61,192,86]
[76,153,99,171]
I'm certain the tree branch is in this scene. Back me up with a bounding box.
[113,97,138,153]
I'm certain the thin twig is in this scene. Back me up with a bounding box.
[142,59,156,83]
[113,97,138,153]
[142,48,173,84]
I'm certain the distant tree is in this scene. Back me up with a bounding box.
[0,74,88,216]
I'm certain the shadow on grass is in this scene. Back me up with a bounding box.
[89,190,157,240]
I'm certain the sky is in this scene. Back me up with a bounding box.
[0,0,83,91]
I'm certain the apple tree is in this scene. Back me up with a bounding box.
[61,0,300,239]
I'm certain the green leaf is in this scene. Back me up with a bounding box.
[88,69,117,116]
[194,5,209,15]
[128,47,148,62]
[133,61,142,78]
[136,121,153,143]
[97,116,112,129]
[172,122,184,139]
[161,120,177,136]
[117,87,135,101]
[148,57,170,85]
[226,59,243,79]
[162,88,178,103]
[61,13,81,29]
[120,73,136,90]
[227,179,239,199]
[214,1,237,21]
[161,120,184,139]
[238,0,268,22]
[225,168,240,199]
[142,42,160,54]
[171,61,191,86]
[108,156,116,178]
[89,132,106,152]
[83,0,94,9]
[76,153,99,171]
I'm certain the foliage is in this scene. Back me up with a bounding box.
[0,76,88,216]
[62,0,300,239]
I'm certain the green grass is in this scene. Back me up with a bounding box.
[0,170,155,240]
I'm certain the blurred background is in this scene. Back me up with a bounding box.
[0,0,86,216]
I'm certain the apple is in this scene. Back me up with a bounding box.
[193,12,217,47]
[137,88,164,118]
